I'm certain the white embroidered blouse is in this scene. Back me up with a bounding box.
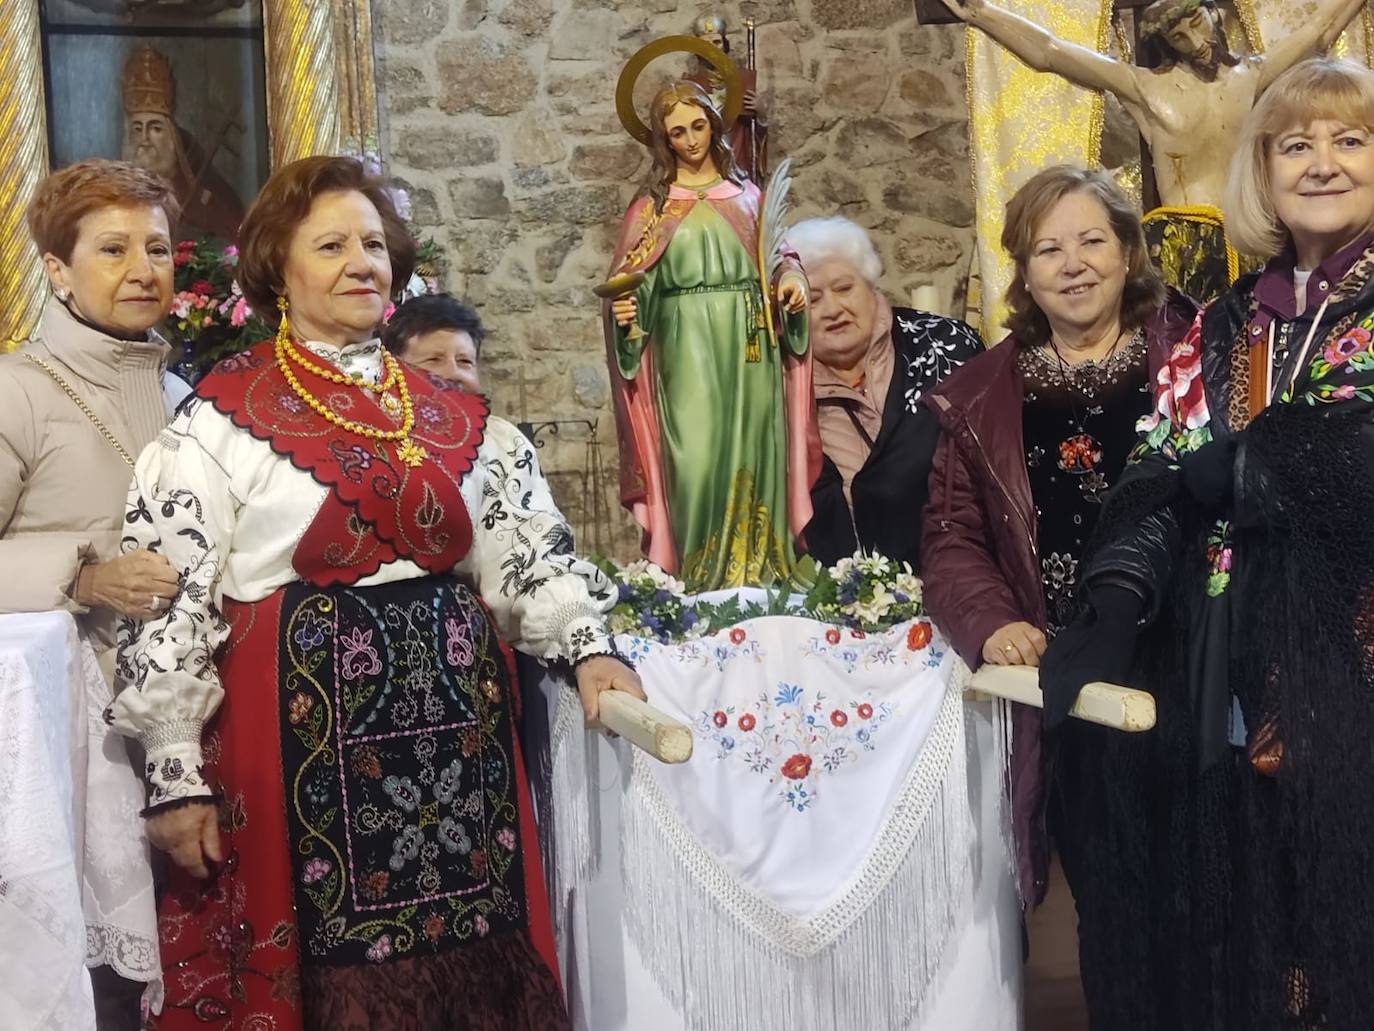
[109,339,613,809]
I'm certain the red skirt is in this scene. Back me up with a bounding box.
[151,577,567,1031]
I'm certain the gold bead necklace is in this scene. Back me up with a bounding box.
[274,334,429,467]
[280,334,398,393]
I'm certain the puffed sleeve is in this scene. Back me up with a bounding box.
[107,398,241,811]
[457,417,616,664]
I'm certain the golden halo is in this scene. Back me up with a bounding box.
[615,35,742,147]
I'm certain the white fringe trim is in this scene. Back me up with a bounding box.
[616,675,974,1031]
[548,689,598,941]
[950,659,1019,900]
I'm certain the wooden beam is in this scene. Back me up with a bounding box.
[591,692,695,763]
[966,664,1157,732]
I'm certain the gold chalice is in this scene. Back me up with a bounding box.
[594,270,647,343]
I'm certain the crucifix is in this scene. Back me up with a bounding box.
[913,0,1369,212]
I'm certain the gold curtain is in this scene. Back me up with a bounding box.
[966,0,1114,339]
[0,3,50,351]
[1242,0,1374,65]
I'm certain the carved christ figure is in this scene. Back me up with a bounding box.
[942,0,1369,210]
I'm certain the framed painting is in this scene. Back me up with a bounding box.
[0,0,379,348]
[40,0,268,242]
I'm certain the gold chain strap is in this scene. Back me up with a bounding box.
[22,353,135,467]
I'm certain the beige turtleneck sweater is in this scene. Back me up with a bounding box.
[0,296,187,655]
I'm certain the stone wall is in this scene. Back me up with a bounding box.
[370,0,973,561]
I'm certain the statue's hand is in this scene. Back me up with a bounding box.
[611,296,638,327]
[940,0,981,22]
[777,277,807,314]
[742,88,759,117]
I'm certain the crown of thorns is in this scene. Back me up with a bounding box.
[1139,0,1208,40]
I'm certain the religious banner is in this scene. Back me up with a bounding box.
[966,0,1114,338]
[550,614,987,1031]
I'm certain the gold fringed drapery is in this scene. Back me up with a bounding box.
[966,0,1113,340]
[264,1,342,167]
[264,0,380,168]
[0,3,50,351]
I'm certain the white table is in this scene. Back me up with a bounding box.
[529,653,1023,1031]
[0,612,161,1031]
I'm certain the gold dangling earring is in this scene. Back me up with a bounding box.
[276,295,290,348]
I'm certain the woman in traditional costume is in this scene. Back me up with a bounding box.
[109,155,644,1030]
[605,77,817,591]
[1043,58,1374,1028]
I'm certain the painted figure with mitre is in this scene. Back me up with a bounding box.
[604,41,817,592]
[122,44,245,242]
[688,12,768,182]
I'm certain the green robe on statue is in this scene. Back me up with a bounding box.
[610,182,809,591]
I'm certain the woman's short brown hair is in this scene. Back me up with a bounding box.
[1001,164,1165,348]
[27,159,181,262]
[1223,58,1374,258]
[236,155,416,320]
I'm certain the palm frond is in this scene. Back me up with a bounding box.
[760,157,794,283]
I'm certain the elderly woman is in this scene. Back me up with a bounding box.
[1044,58,1374,1027]
[785,216,981,570]
[921,165,1196,1027]
[0,159,187,660]
[110,155,644,1030]
[0,158,188,1029]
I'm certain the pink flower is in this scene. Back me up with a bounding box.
[496,827,516,851]
[222,245,238,261]
[301,858,331,884]
[1325,327,1371,366]
[365,934,392,963]
[473,914,489,937]
[229,296,250,328]
[1332,383,1358,400]
[171,292,195,319]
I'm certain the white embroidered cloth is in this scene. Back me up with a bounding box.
[549,613,988,1031]
[0,612,161,1030]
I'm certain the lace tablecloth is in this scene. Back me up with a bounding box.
[0,612,161,1030]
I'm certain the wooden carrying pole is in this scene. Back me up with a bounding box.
[966,664,1157,732]
[591,691,694,764]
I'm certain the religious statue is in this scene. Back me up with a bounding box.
[122,45,246,242]
[941,0,1368,300]
[602,37,816,592]
[688,13,769,182]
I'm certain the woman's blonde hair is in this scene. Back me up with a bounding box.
[1224,58,1374,258]
[1001,164,1164,348]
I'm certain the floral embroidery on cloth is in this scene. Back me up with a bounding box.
[1287,307,1374,406]
[278,576,527,968]
[697,680,898,812]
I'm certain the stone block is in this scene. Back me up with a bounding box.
[447,177,511,218]
[511,109,566,166]
[395,127,500,170]
[813,0,909,31]
[569,142,645,181]
[437,38,538,117]
[519,184,625,226]
[820,56,890,113]
[535,231,582,282]
[548,8,624,60]
[572,364,611,408]
[898,69,956,112]
[833,117,910,167]
[496,0,555,36]
[383,0,449,45]
[894,233,963,272]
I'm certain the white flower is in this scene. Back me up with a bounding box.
[832,556,857,580]
[894,573,923,602]
[857,553,891,578]
[609,612,639,634]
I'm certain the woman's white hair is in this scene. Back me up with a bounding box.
[784,216,883,286]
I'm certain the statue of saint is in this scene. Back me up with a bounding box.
[942,0,1367,298]
[122,45,246,242]
[603,70,816,591]
[687,13,769,182]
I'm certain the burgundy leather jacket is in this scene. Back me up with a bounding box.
[919,291,1196,906]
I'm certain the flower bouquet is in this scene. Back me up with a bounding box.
[801,552,924,632]
[168,236,273,379]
